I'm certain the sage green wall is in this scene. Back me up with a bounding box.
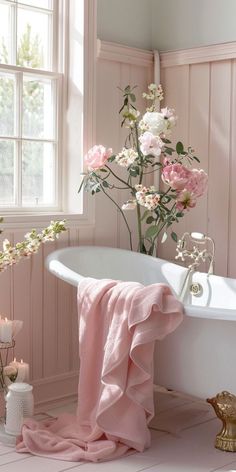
[97,0,152,50]
[97,0,236,52]
[151,0,236,51]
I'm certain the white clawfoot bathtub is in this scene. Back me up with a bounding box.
[46,246,236,399]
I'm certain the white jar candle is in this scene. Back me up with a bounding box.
[5,383,34,436]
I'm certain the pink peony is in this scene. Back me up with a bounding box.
[186,169,208,197]
[162,163,191,190]
[139,131,164,157]
[84,145,112,170]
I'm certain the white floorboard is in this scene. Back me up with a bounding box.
[0,390,236,471]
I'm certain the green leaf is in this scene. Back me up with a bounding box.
[140,243,147,254]
[193,156,200,163]
[102,181,109,188]
[161,231,168,243]
[151,162,162,167]
[146,216,155,224]
[141,210,149,221]
[129,166,140,177]
[176,141,184,155]
[108,154,116,162]
[176,212,184,218]
[145,225,159,239]
[164,147,175,155]
[148,245,155,256]
[171,231,178,243]
[162,138,172,144]
[130,93,136,102]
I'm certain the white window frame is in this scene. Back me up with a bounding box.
[0,0,97,229]
[0,0,63,214]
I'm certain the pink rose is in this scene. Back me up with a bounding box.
[162,163,191,190]
[84,145,112,170]
[139,131,164,157]
[186,169,208,197]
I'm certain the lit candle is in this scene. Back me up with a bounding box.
[9,358,29,382]
[0,317,13,343]
[17,359,29,382]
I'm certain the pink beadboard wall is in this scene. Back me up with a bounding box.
[0,42,154,407]
[158,42,236,279]
[1,40,236,408]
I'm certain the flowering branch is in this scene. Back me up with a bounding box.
[79,83,208,256]
[0,220,66,272]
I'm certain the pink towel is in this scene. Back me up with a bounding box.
[16,278,183,462]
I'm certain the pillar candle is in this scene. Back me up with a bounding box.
[17,359,29,382]
[0,317,13,343]
[9,358,29,382]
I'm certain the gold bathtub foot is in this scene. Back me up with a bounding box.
[207,391,236,452]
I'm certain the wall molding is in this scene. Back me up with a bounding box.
[97,39,154,67]
[160,41,236,68]
[32,370,79,409]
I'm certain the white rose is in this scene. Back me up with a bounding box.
[141,112,167,136]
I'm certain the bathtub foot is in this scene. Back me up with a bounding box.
[207,391,236,452]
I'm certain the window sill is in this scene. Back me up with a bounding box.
[0,209,95,230]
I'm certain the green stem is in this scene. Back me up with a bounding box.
[136,203,143,252]
[100,185,133,251]
[152,202,177,249]
[105,165,133,190]
[134,123,144,185]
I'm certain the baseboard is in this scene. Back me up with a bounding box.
[31,370,79,411]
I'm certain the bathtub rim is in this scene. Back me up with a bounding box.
[45,246,236,322]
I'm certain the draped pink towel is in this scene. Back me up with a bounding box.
[16,278,183,462]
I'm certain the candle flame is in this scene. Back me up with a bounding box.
[14,357,16,362]
[4,317,8,322]
[20,359,23,364]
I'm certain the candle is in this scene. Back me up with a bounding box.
[9,358,29,382]
[18,359,29,382]
[0,317,13,343]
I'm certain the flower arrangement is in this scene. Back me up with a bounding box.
[79,83,208,256]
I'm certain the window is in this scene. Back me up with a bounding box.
[0,0,63,211]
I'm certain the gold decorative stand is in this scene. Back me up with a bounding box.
[207,391,236,452]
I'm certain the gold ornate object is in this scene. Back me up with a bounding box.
[207,391,236,452]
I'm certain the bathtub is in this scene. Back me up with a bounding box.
[46,246,236,399]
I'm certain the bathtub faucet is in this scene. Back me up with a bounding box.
[175,231,215,275]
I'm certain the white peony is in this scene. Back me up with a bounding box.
[140,112,167,136]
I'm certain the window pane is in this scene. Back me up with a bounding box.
[0,73,16,136]
[22,141,55,206]
[17,8,52,69]
[17,0,52,9]
[0,140,15,205]
[0,3,12,65]
[23,76,54,139]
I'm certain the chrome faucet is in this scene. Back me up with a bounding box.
[175,231,215,275]
[176,232,215,301]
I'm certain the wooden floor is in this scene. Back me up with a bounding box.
[0,389,236,472]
